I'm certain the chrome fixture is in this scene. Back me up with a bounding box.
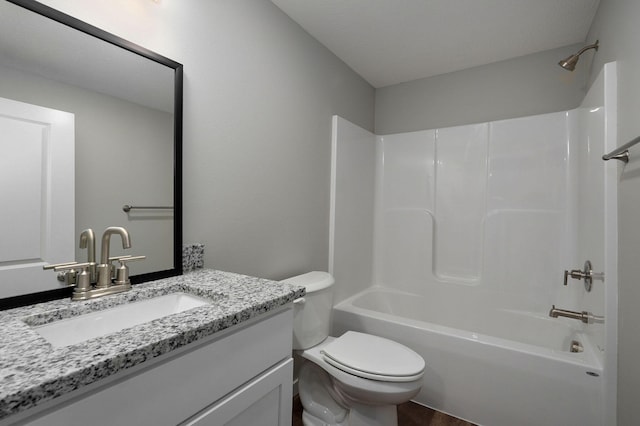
[97,227,132,288]
[602,134,640,163]
[113,255,147,286]
[54,262,95,295]
[570,340,584,353]
[43,261,80,286]
[123,204,174,212]
[564,260,603,292]
[549,305,604,324]
[79,229,96,283]
[43,227,145,301]
[558,40,599,71]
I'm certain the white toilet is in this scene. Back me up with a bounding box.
[282,271,425,426]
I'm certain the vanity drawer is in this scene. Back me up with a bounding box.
[19,307,293,426]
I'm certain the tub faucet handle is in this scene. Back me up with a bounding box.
[564,269,585,285]
[563,260,603,292]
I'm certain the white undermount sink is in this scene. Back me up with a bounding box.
[32,292,211,348]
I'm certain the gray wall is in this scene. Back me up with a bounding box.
[38,0,375,280]
[586,1,640,424]
[375,44,588,134]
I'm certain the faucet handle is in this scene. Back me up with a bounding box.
[55,262,96,294]
[43,261,78,284]
[52,262,93,272]
[564,269,585,285]
[105,256,137,281]
[109,255,132,262]
[50,262,93,287]
[563,260,604,292]
[117,255,146,264]
[114,255,146,286]
[43,261,78,270]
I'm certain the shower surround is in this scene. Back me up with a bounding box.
[329,63,618,426]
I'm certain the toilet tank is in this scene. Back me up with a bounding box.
[281,271,335,350]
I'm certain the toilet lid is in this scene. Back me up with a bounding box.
[321,331,425,382]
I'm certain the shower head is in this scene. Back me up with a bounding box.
[558,40,599,71]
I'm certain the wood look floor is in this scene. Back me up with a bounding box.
[292,396,476,426]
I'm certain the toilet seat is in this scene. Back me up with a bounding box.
[320,331,425,383]
[301,335,424,409]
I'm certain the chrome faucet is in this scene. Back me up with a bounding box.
[79,229,96,283]
[97,227,131,288]
[549,305,604,324]
[44,226,145,300]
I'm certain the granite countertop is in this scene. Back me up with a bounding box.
[0,269,305,420]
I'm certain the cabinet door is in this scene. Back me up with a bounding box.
[182,358,293,426]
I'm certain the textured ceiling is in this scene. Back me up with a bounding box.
[271,0,600,88]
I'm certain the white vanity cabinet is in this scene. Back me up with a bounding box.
[14,307,293,426]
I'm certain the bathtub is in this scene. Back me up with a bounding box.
[332,287,604,426]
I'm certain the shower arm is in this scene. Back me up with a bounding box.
[575,42,599,56]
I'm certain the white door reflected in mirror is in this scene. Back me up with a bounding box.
[0,96,74,298]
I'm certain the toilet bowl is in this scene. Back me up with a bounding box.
[282,272,425,426]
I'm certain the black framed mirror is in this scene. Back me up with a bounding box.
[0,0,183,309]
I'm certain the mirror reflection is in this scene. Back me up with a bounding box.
[0,0,182,300]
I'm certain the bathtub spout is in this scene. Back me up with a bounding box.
[548,305,604,324]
